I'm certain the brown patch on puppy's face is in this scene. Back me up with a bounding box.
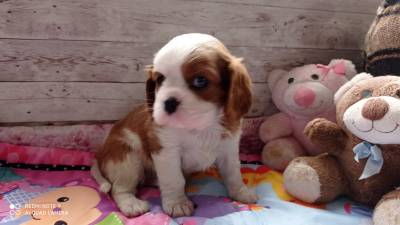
[182,47,230,106]
[146,66,168,112]
[181,45,253,133]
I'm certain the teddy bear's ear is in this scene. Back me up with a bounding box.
[334,73,373,104]
[328,59,357,79]
[268,69,287,90]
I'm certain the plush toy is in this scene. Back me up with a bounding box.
[365,0,400,76]
[259,59,357,170]
[283,74,400,225]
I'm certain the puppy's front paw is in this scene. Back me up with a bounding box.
[162,197,194,217]
[117,196,150,217]
[230,186,259,204]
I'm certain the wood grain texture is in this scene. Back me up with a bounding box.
[0,0,380,123]
[186,0,381,14]
[0,82,269,123]
[0,39,155,82]
[0,0,377,50]
[0,82,146,123]
[0,39,363,83]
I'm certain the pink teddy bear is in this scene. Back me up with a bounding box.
[259,59,357,170]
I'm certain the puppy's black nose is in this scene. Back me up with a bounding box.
[164,97,180,114]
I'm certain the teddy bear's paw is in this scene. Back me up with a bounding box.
[262,138,304,171]
[283,159,321,203]
[374,198,400,225]
[303,118,346,154]
[304,118,331,137]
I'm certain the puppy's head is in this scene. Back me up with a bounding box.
[146,33,252,132]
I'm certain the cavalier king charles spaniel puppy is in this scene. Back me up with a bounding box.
[91,33,258,217]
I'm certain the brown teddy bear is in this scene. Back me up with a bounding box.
[283,73,400,225]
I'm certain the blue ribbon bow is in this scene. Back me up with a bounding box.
[353,141,384,180]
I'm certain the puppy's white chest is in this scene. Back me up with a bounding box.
[177,127,224,173]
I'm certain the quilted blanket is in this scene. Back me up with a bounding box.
[0,143,373,225]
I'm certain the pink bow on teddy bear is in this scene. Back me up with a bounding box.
[316,62,346,80]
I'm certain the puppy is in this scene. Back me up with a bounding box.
[91,33,258,217]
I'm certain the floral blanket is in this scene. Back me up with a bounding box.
[0,143,373,225]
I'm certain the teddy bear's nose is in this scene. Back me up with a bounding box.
[362,98,389,121]
[293,87,316,107]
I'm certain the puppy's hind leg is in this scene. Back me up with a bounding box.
[105,141,150,217]
[91,160,112,193]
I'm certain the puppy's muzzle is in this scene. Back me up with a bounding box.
[164,97,180,114]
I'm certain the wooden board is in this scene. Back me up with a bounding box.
[187,0,381,15]
[0,0,381,124]
[0,39,363,83]
[0,82,269,123]
[0,0,376,50]
[0,39,155,83]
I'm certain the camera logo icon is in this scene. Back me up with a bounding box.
[9,203,22,216]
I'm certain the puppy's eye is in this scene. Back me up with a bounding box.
[156,75,165,85]
[395,89,400,98]
[288,77,295,84]
[192,75,208,89]
[311,74,319,80]
[57,197,69,202]
[361,90,372,98]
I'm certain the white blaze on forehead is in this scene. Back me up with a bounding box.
[153,33,220,76]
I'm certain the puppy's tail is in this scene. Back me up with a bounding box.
[91,160,112,193]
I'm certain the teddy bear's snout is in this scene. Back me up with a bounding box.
[293,87,316,107]
[361,98,389,121]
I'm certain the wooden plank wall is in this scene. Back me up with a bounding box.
[0,0,381,124]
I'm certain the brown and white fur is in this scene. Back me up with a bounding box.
[91,33,258,217]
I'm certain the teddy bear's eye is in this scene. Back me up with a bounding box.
[288,77,295,84]
[311,74,319,80]
[361,90,372,98]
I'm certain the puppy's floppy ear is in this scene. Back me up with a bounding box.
[224,57,253,125]
[145,65,156,112]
